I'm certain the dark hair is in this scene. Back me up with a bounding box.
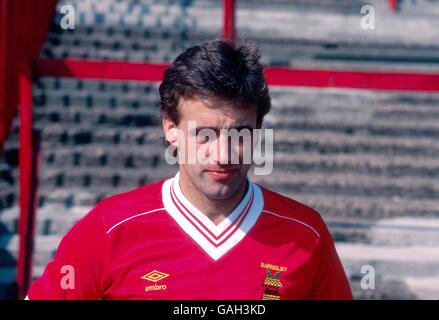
[159,39,271,128]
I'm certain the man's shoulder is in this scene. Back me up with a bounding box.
[258,184,327,239]
[87,177,171,233]
[99,178,166,208]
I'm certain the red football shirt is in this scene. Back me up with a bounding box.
[27,172,352,300]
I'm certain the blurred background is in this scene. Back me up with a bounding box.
[1,0,439,300]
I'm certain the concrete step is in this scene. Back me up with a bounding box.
[270,101,439,121]
[34,107,160,127]
[283,192,439,220]
[269,88,439,120]
[254,169,439,200]
[339,242,439,299]
[326,216,439,246]
[34,77,158,93]
[0,205,91,236]
[335,216,439,299]
[273,152,439,179]
[237,0,439,48]
[41,143,165,168]
[36,165,175,188]
[338,244,439,264]
[266,116,439,139]
[39,125,163,146]
[0,234,60,281]
[273,128,439,158]
[33,91,158,110]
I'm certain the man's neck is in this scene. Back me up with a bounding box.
[178,172,248,226]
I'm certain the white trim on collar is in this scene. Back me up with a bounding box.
[162,171,264,261]
[172,171,253,237]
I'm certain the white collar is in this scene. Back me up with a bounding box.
[162,171,264,261]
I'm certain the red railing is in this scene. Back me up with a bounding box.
[17,64,40,299]
[223,0,236,42]
[35,58,439,91]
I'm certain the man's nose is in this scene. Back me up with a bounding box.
[211,134,230,165]
[210,133,241,165]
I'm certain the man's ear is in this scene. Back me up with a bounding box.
[162,116,178,147]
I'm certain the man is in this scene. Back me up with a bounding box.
[27,39,352,300]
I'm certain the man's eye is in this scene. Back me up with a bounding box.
[196,130,216,143]
[196,134,210,143]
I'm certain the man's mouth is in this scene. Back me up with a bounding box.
[204,169,239,181]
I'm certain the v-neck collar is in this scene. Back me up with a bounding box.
[161,171,264,261]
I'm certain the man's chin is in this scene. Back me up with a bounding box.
[197,180,229,198]
[203,181,244,201]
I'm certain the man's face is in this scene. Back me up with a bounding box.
[163,97,258,200]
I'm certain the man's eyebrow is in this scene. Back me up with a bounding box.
[192,126,217,134]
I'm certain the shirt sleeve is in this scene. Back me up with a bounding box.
[307,221,353,300]
[27,206,109,300]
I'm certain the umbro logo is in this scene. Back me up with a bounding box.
[141,269,169,292]
[141,270,169,282]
